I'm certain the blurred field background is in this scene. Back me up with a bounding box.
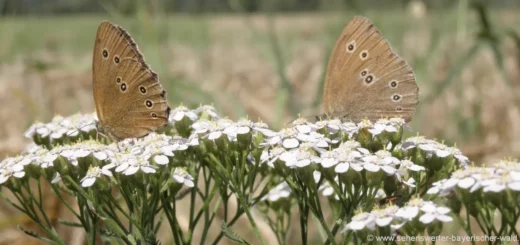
[0,0,520,244]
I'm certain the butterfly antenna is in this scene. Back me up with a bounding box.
[65,122,97,137]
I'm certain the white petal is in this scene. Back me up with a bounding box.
[346,220,366,231]
[321,158,338,168]
[282,138,299,149]
[364,163,380,172]
[484,184,505,193]
[335,163,350,173]
[436,150,450,158]
[81,177,96,187]
[458,177,475,189]
[154,155,170,165]
[421,203,437,213]
[437,207,451,215]
[296,159,310,168]
[13,171,25,178]
[437,214,453,222]
[443,178,459,189]
[381,166,396,175]
[51,173,61,184]
[0,175,8,184]
[322,186,334,196]
[237,126,250,134]
[173,111,185,121]
[115,163,129,172]
[208,131,222,140]
[173,175,185,183]
[419,213,435,224]
[124,166,139,175]
[141,166,157,174]
[315,140,329,148]
[508,182,520,191]
[74,149,91,158]
[43,154,58,163]
[296,125,311,134]
[101,169,113,177]
[376,217,393,227]
[93,152,108,161]
[184,179,195,187]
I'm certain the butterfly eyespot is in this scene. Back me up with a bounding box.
[396,106,403,112]
[360,51,368,60]
[114,56,120,64]
[145,100,153,108]
[116,77,121,83]
[102,49,108,58]
[346,40,356,53]
[360,70,368,77]
[120,83,127,92]
[364,75,374,84]
[151,113,158,118]
[392,94,402,102]
[139,86,147,94]
[389,80,398,88]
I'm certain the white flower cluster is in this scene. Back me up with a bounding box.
[24,113,97,140]
[399,136,469,167]
[169,105,220,124]
[343,198,452,232]
[261,120,424,183]
[428,160,520,195]
[190,118,269,143]
[0,134,193,188]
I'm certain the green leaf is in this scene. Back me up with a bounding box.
[221,221,253,245]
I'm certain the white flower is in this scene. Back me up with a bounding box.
[262,182,291,202]
[419,203,453,224]
[368,118,401,136]
[261,127,300,149]
[399,159,425,172]
[169,105,198,122]
[279,143,320,168]
[192,119,233,141]
[172,168,195,187]
[0,159,26,184]
[80,166,113,187]
[263,147,287,168]
[362,150,400,175]
[342,212,376,231]
[396,198,429,220]
[340,122,359,138]
[320,141,367,172]
[106,153,155,175]
[315,119,342,135]
[194,105,220,119]
[373,205,399,227]
[25,113,97,140]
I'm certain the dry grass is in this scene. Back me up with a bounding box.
[0,10,519,244]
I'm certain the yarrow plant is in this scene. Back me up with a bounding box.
[0,105,517,245]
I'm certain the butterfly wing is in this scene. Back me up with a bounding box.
[93,21,170,140]
[322,16,419,122]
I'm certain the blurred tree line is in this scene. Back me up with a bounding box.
[1,0,519,15]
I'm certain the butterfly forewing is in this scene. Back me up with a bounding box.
[93,21,170,141]
[322,16,419,122]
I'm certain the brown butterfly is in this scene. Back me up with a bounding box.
[92,21,170,141]
[322,16,419,122]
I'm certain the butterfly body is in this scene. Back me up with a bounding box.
[322,16,419,122]
[93,21,170,141]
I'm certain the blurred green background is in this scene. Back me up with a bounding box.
[0,0,519,244]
